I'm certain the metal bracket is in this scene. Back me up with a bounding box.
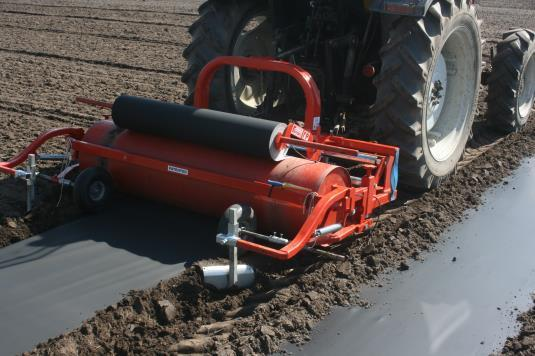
[205,206,256,290]
[227,206,240,287]
[36,154,69,161]
[214,206,242,288]
[26,154,37,212]
[240,227,347,261]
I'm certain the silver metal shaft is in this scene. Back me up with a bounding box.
[36,154,69,161]
[26,154,37,212]
[240,230,346,261]
[227,207,240,288]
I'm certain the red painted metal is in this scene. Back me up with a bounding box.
[0,57,399,261]
[75,97,113,109]
[73,118,395,260]
[194,56,323,136]
[77,121,351,236]
[0,128,84,175]
[237,186,350,259]
[0,165,16,175]
[278,136,360,157]
[362,64,376,78]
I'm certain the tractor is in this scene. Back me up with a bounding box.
[182,0,535,190]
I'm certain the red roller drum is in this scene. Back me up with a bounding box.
[79,121,351,235]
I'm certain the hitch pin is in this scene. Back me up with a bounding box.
[314,223,343,237]
[307,224,344,245]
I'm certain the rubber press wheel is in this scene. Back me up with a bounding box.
[73,167,114,213]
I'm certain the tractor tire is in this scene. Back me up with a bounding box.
[182,0,269,112]
[372,0,482,190]
[487,29,535,133]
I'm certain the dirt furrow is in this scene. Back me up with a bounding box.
[0,1,199,16]
[0,48,180,75]
[479,6,535,42]
[480,1,535,11]
[0,13,189,45]
[0,27,186,73]
[0,74,183,110]
[0,25,184,47]
[13,0,203,14]
[0,100,96,127]
[0,9,188,28]
[0,1,198,26]
[0,53,186,127]
[0,51,184,93]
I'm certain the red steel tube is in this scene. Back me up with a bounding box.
[237,186,349,260]
[193,56,323,136]
[0,166,15,175]
[0,128,84,170]
[278,136,360,157]
[78,121,352,238]
[72,139,274,197]
[75,97,113,109]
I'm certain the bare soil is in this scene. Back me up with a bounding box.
[495,295,535,356]
[0,0,533,354]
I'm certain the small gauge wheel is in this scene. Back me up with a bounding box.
[73,167,114,213]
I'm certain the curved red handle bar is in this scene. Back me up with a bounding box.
[193,56,323,136]
[0,128,84,172]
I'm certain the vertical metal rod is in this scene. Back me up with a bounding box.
[229,245,238,288]
[26,154,37,212]
[227,207,240,288]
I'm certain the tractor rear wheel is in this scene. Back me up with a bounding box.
[372,0,482,190]
[182,0,271,113]
[487,29,535,133]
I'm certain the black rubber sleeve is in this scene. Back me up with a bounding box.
[112,95,286,160]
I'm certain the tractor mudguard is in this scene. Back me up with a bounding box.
[367,0,435,17]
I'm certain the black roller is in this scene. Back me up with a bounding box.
[112,95,288,161]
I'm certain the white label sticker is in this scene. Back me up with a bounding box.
[291,125,304,138]
[312,116,321,130]
[168,165,189,176]
[291,125,312,141]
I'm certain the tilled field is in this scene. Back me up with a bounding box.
[0,0,534,354]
